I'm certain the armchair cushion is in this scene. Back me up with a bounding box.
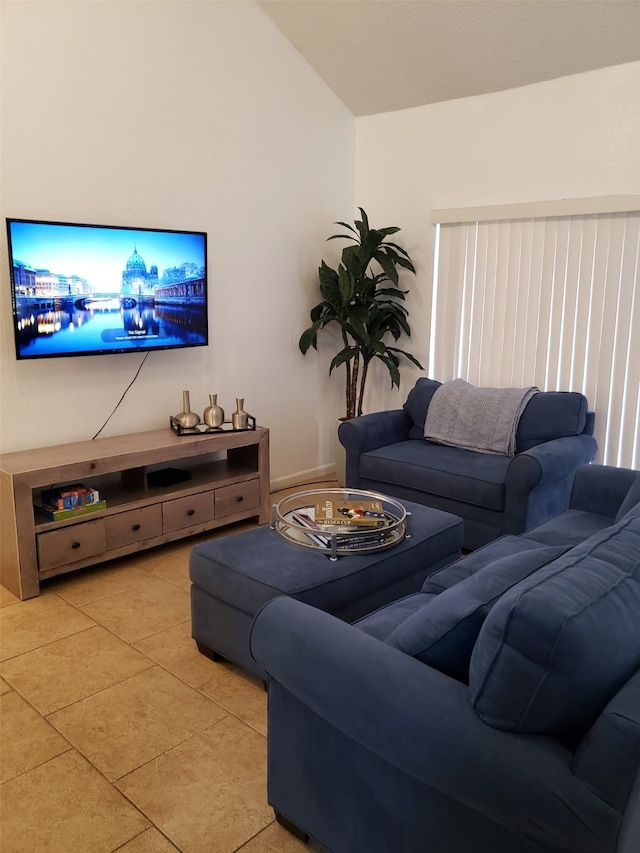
[515,392,589,451]
[470,511,640,737]
[403,377,442,439]
[360,441,512,510]
[386,545,567,679]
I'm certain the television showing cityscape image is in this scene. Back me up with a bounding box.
[7,218,208,360]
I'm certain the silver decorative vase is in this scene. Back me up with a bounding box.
[203,394,224,429]
[232,398,248,430]
[175,390,200,429]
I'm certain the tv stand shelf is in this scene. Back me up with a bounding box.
[0,426,270,599]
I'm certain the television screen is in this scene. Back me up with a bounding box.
[7,218,208,359]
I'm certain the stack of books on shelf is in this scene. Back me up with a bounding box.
[34,483,107,521]
[292,496,388,549]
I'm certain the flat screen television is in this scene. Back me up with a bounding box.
[7,218,208,359]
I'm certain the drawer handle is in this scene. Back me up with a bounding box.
[71,541,81,550]
[132,523,141,531]
[236,496,244,502]
[187,508,196,516]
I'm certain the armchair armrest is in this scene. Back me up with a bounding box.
[250,597,618,852]
[338,409,413,488]
[505,434,598,533]
[510,435,599,492]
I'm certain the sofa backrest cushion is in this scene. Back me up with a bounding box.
[515,391,588,452]
[403,378,442,439]
[385,545,567,680]
[616,475,640,522]
[469,512,640,738]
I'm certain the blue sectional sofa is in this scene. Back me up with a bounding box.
[250,465,640,853]
[339,377,597,549]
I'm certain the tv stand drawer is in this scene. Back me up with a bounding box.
[38,520,107,572]
[163,491,215,533]
[215,479,260,518]
[105,504,163,549]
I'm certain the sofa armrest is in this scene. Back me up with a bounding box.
[570,464,640,518]
[338,409,412,488]
[250,596,618,852]
[573,667,640,812]
[504,434,598,533]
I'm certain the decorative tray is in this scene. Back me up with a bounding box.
[169,415,257,436]
[271,487,410,560]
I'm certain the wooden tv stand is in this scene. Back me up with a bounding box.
[0,426,270,599]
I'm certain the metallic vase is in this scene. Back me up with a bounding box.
[203,394,225,429]
[175,390,200,429]
[232,398,248,430]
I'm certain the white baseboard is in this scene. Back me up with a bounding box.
[270,463,337,493]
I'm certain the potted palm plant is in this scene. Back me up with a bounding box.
[299,208,423,420]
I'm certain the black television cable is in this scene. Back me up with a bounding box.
[92,351,150,440]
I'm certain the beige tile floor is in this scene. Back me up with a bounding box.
[0,483,335,853]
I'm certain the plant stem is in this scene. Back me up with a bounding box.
[357,361,369,417]
[349,351,360,420]
[342,328,355,419]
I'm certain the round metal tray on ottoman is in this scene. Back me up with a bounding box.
[189,496,463,679]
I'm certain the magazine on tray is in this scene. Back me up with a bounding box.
[313,496,386,527]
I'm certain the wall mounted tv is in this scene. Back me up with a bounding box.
[7,218,208,360]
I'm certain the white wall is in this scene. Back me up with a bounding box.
[3,4,638,483]
[355,61,640,414]
[0,0,354,485]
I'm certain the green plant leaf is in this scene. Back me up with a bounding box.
[337,265,355,304]
[299,323,322,354]
[387,346,424,370]
[333,221,357,234]
[374,251,400,286]
[330,347,359,373]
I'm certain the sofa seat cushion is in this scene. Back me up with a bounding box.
[470,511,640,738]
[524,509,615,547]
[354,593,434,642]
[422,535,562,594]
[359,441,512,511]
[384,546,567,680]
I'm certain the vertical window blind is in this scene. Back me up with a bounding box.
[430,203,639,469]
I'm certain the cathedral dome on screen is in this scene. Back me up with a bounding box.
[122,245,157,295]
[126,246,147,276]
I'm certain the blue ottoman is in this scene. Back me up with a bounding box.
[189,500,463,678]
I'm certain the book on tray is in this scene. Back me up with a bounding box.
[291,509,388,549]
[313,496,386,527]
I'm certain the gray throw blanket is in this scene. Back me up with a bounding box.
[424,378,538,456]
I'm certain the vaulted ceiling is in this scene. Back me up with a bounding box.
[258,0,640,115]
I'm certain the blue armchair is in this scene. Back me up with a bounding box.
[339,378,597,549]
